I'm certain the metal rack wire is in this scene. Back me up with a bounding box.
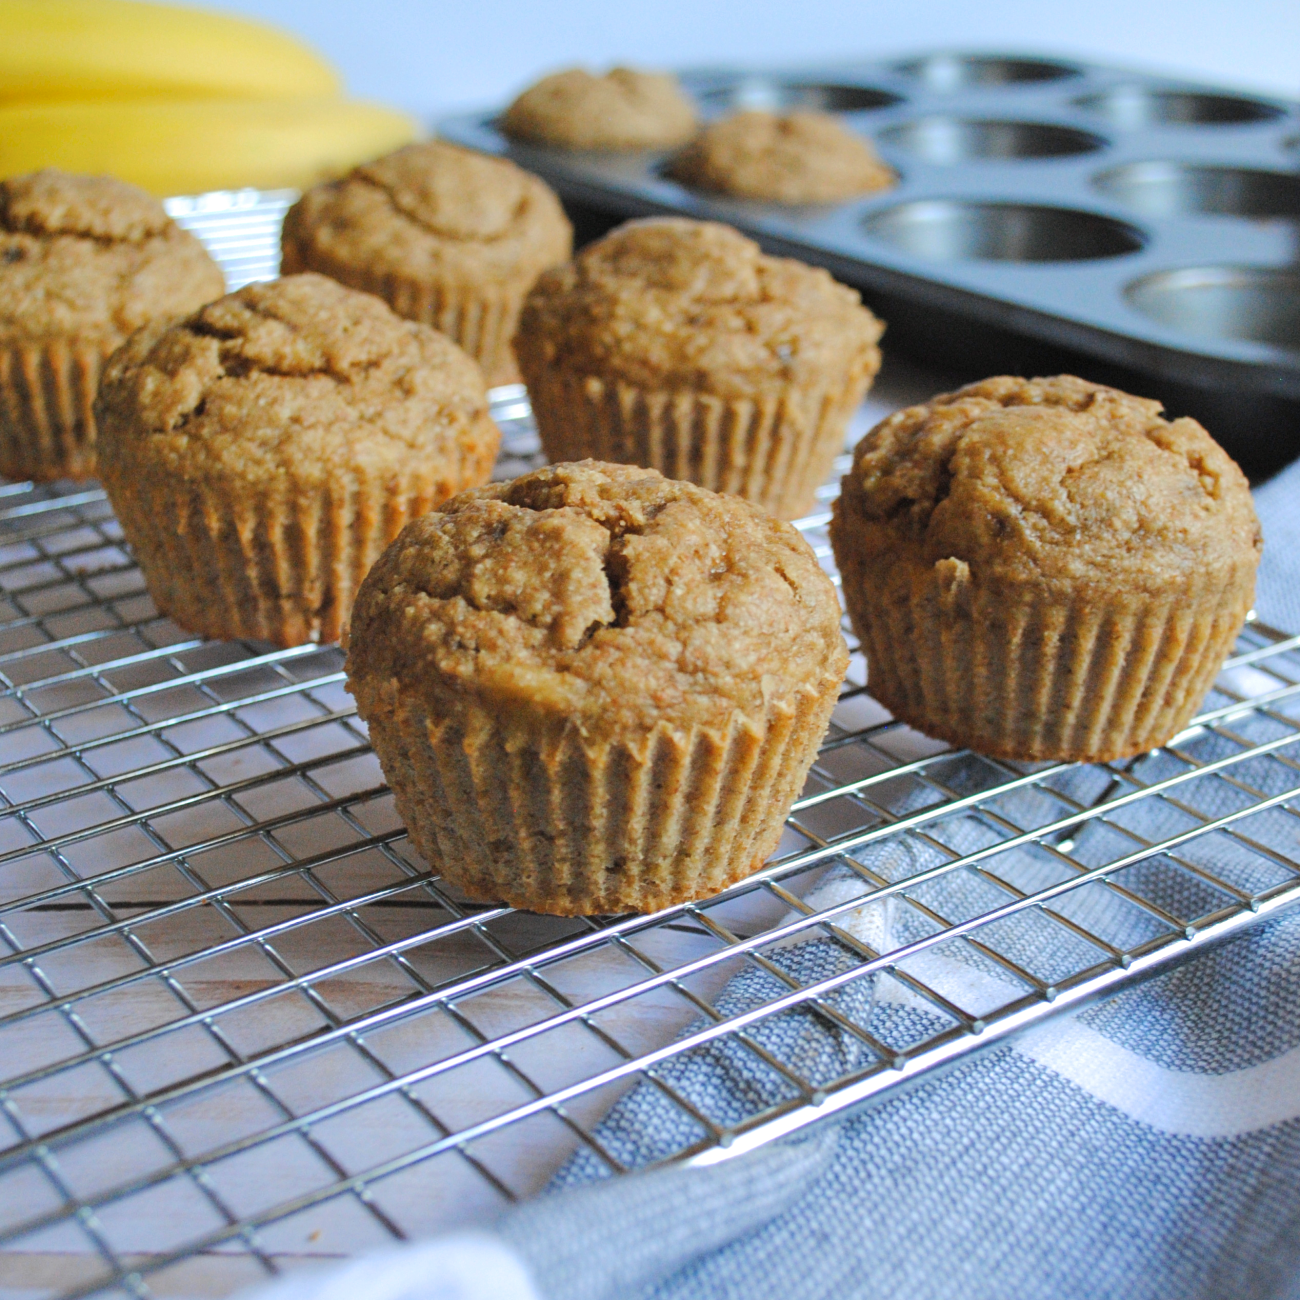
[0,193,1297,1300]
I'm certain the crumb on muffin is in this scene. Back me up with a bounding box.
[281,140,571,385]
[501,66,698,151]
[517,217,882,399]
[350,458,847,734]
[840,374,1260,590]
[671,110,896,204]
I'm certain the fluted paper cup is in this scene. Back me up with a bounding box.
[523,368,866,520]
[355,675,842,915]
[837,543,1254,762]
[102,458,494,647]
[0,338,113,481]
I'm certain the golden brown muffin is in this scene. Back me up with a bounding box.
[671,110,896,204]
[0,169,224,481]
[831,375,1262,762]
[347,459,848,915]
[515,217,884,519]
[281,140,572,386]
[96,273,500,647]
[500,66,698,151]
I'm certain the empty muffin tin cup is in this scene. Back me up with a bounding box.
[1126,266,1300,352]
[862,199,1145,262]
[696,80,901,114]
[1075,87,1284,129]
[879,117,1106,163]
[895,54,1079,91]
[1094,162,1300,220]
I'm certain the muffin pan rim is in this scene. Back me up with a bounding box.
[892,52,1087,88]
[1090,159,1300,221]
[691,78,905,115]
[1072,85,1291,129]
[857,197,1149,264]
[1125,263,1300,355]
[876,115,1111,163]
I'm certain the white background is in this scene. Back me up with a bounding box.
[175,0,1298,120]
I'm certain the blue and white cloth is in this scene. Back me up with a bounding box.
[245,458,1300,1300]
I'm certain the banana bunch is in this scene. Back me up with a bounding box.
[0,0,418,195]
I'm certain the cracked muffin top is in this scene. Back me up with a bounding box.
[0,169,224,343]
[347,460,849,736]
[671,111,896,204]
[94,273,498,486]
[280,141,572,286]
[515,218,883,398]
[836,375,1262,590]
[501,66,698,151]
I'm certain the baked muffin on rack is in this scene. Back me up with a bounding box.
[0,169,224,482]
[347,459,848,916]
[831,375,1263,762]
[95,273,500,647]
[514,217,884,519]
[501,66,698,151]
[671,110,896,204]
[281,140,571,386]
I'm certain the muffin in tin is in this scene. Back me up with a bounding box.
[95,273,500,647]
[0,169,224,481]
[281,140,572,386]
[346,460,848,915]
[831,375,1262,762]
[671,110,896,204]
[500,66,698,151]
[514,217,884,519]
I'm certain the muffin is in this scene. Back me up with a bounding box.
[514,218,884,519]
[95,273,500,647]
[671,110,896,204]
[346,460,848,915]
[831,375,1262,763]
[281,141,572,386]
[0,169,224,482]
[500,67,698,151]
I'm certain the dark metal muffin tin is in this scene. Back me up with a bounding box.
[439,53,1300,476]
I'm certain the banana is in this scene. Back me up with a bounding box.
[0,98,420,195]
[0,0,340,103]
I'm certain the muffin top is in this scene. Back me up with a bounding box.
[838,375,1262,591]
[516,218,883,397]
[95,273,497,487]
[671,111,896,204]
[500,67,698,150]
[347,460,848,737]
[281,141,572,286]
[0,169,225,344]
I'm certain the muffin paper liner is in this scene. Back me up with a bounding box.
[355,674,842,915]
[523,369,866,519]
[0,338,112,481]
[838,550,1254,762]
[103,448,497,647]
[281,242,523,387]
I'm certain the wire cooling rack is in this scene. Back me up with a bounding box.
[0,192,1297,1300]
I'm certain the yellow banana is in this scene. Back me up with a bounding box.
[0,98,420,195]
[0,0,340,103]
